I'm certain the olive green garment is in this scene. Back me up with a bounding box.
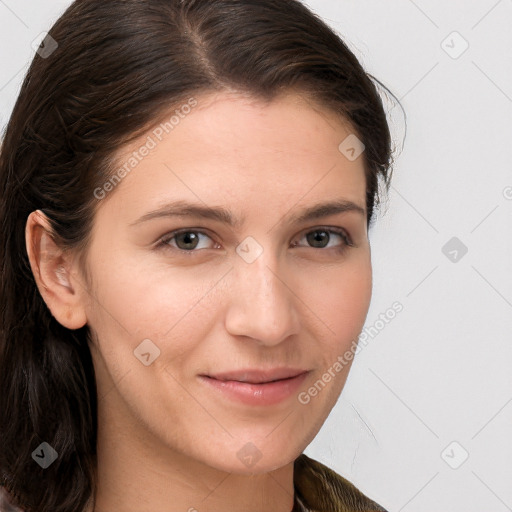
[292,454,388,512]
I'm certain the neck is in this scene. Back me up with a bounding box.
[92,395,296,512]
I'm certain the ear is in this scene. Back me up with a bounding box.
[25,210,88,330]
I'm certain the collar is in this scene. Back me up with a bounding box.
[292,453,388,512]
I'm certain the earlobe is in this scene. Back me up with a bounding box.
[25,210,88,330]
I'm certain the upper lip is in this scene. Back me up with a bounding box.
[203,368,309,384]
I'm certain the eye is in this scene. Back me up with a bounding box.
[157,229,218,253]
[156,226,353,255]
[292,227,353,250]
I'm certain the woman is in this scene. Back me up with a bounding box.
[0,0,398,511]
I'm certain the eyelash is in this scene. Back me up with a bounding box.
[155,227,354,256]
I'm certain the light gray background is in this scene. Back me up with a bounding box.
[1,1,511,511]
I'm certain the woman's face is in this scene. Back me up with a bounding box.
[81,91,372,473]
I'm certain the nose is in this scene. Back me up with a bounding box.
[224,248,300,346]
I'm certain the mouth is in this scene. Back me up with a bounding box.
[198,369,311,406]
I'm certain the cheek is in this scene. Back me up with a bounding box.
[307,255,372,344]
[298,257,371,412]
[88,246,181,328]
[85,253,222,370]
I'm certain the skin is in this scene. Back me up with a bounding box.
[26,90,372,512]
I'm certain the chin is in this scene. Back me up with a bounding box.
[200,438,303,475]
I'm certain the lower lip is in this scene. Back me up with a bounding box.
[199,372,310,406]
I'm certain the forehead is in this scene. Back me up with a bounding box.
[184,90,356,153]
[99,90,367,223]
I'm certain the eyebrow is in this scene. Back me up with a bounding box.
[129,198,366,228]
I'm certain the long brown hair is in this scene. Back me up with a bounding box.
[0,0,399,510]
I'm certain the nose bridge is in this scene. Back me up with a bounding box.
[225,241,299,344]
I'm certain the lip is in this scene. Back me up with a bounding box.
[199,369,310,406]
[206,368,310,384]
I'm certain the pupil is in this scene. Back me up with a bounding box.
[178,232,198,249]
[307,230,328,248]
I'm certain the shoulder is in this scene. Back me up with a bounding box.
[293,453,388,512]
